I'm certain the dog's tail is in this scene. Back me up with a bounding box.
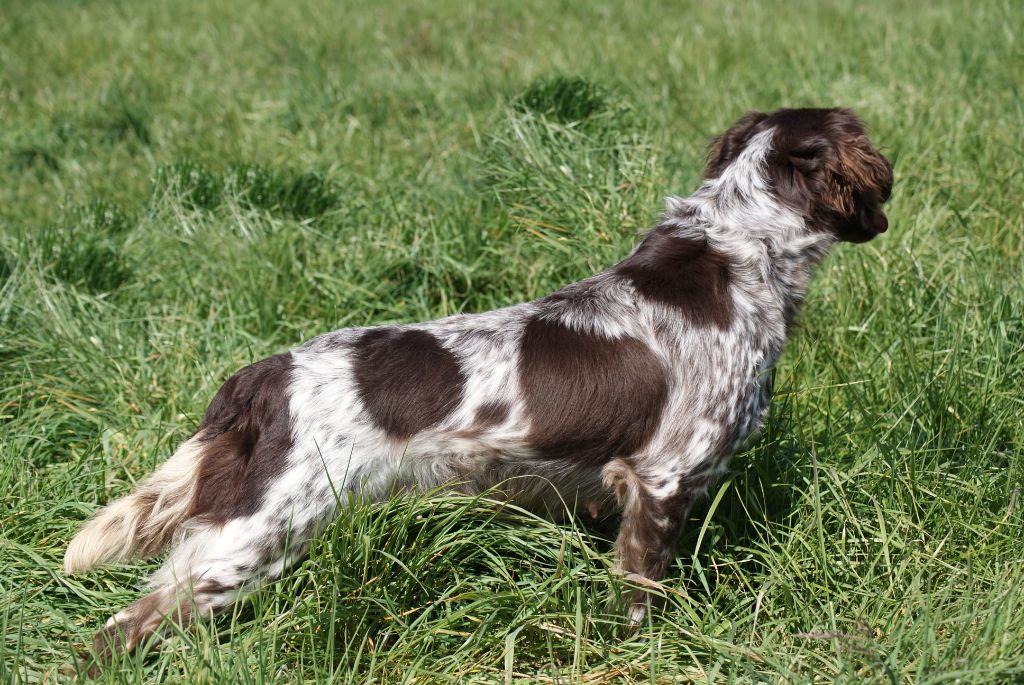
[64,434,206,575]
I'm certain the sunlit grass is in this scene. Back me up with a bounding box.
[1,0,1022,682]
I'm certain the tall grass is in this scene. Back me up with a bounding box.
[1,0,1022,682]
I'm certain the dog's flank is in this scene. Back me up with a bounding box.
[518,314,669,462]
[65,107,892,673]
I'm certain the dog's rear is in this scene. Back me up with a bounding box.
[66,354,298,674]
[67,353,293,571]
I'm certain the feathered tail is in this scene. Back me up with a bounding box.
[64,435,205,575]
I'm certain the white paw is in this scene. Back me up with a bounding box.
[628,603,647,626]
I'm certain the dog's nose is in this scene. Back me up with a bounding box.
[875,214,889,233]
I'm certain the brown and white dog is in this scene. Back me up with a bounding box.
[65,107,892,669]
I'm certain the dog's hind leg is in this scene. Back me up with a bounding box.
[81,501,330,676]
[84,573,237,677]
[602,458,709,624]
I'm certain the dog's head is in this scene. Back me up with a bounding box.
[705,108,893,243]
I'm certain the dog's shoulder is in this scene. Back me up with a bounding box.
[612,225,735,330]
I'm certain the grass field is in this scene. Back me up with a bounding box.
[2,0,1023,682]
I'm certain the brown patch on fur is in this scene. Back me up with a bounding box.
[190,353,295,525]
[194,578,238,595]
[352,327,466,439]
[87,621,130,676]
[126,490,170,558]
[518,316,668,462]
[614,228,735,329]
[449,400,511,439]
[84,591,170,676]
[472,401,509,428]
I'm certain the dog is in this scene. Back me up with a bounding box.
[65,107,892,671]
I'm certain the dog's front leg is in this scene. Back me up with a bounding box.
[602,459,707,624]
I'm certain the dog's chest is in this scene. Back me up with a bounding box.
[729,354,776,453]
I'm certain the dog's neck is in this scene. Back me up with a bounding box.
[664,130,836,329]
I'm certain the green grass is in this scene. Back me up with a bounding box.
[1,0,1023,682]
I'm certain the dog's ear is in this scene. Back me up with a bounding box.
[813,110,892,216]
[787,136,832,175]
[782,131,888,218]
[704,111,768,178]
[818,135,892,217]
[836,135,892,199]
[768,133,841,215]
